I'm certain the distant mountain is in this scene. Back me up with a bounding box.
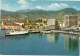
[1,9,45,16]
[16,9,32,12]
[31,9,45,11]
[16,9,45,13]
[1,8,80,21]
[1,10,14,16]
[58,8,78,14]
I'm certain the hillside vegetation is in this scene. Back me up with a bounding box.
[1,8,80,21]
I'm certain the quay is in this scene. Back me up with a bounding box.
[52,30,80,35]
[62,31,80,35]
[40,30,80,35]
[29,29,40,33]
[0,28,80,35]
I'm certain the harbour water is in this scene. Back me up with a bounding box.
[0,30,79,55]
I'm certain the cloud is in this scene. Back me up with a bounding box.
[5,3,10,6]
[2,3,11,11]
[73,6,77,8]
[36,6,43,9]
[60,3,68,7]
[48,3,68,10]
[31,0,36,2]
[17,0,30,9]
[17,0,29,5]
[77,8,80,11]
[1,3,20,11]
[48,3,61,8]
[21,5,28,9]
[73,6,80,11]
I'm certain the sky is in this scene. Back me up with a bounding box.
[1,0,80,11]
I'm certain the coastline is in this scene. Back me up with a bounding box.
[0,29,80,35]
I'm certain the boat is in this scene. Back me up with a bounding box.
[29,29,39,33]
[42,30,52,34]
[5,29,28,36]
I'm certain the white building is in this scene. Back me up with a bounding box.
[14,22,24,26]
[59,21,66,28]
[45,19,59,30]
[47,19,56,26]
[64,13,78,27]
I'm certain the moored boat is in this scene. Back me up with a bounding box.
[29,29,39,33]
[6,29,28,36]
[42,30,52,34]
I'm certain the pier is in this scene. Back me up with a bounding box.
[53,30,80,35]
[40,30,80,35]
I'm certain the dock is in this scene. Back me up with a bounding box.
[29,29,40,33]
[40,30,80,35]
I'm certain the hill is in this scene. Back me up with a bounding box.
[1,10,14,16]
[1,8,80,21]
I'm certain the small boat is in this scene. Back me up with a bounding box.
[29,29,39,33]
[43,30,52,34]
[6,29,28,36]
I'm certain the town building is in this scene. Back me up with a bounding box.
[64,13,78,27]
[14,22,24,26]
[59,21,65,28]
[78,21,80,26]
[45,19,59,30]
[1,21,22,29]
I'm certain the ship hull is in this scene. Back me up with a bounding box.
[6,30,28,36]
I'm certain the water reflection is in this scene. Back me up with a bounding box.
[0,30,7,39]
[38,33,43,39]
[5,34,29,40]
[62,34,79,51]
[79,36,80,40]
[47,33,59,42]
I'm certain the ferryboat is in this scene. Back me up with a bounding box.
[6,29,28,36]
